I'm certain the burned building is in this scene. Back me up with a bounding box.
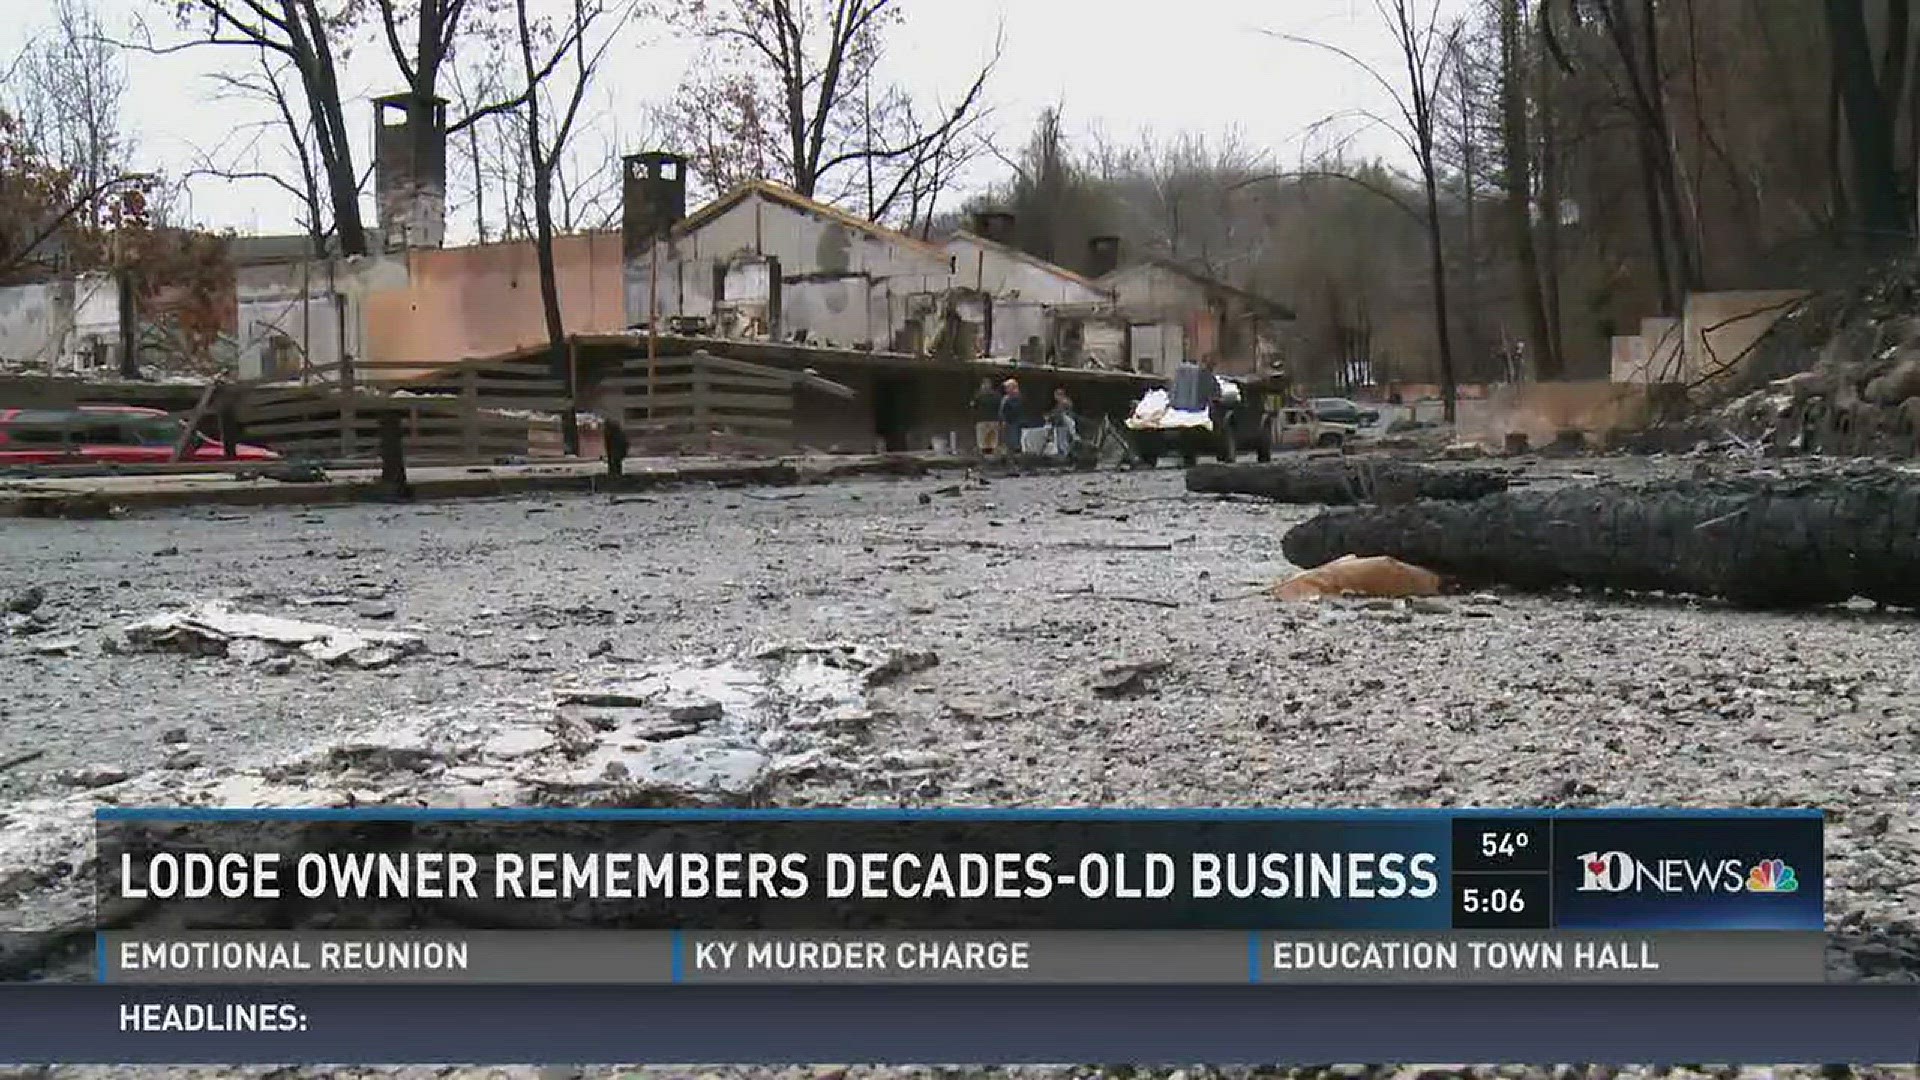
[1097,255,1294,376]
[373,93,448,253]
[622,170,954,351]
[941,226,1123,367]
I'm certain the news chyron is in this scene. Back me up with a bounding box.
[17,808,1839,1061]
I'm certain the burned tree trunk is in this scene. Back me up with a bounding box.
[1280,468,1920,609]
[1187,461,1511,505]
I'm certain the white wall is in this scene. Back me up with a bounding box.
[1640,317,1683,382]
[0,281,71,366]
[943,235,1114,358]
[945,236,1109,305]
[626,191,953,349]
[0,275,122,373]
[1104,263,1207,322]
[1130,323,1185,372]
[1083,324,1127,368]
[234,257,407,381]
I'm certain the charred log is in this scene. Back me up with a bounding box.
[1280,466,1920,609]
[1186,461,1512,505]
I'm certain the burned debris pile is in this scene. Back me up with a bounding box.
[1186,460,1511,505]
[1281,463,1920,609]
[1629,260,1920,457]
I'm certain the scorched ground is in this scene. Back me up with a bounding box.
[3,462,1918,1080]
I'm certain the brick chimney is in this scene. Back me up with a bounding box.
[373,93,447,251]
[1087,235,1122,278]
[622,152,690,260]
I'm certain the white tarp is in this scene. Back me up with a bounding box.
[1125,388,1213,431]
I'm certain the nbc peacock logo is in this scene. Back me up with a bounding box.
[1745,858,1800,894]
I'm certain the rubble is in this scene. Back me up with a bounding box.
[114,601,426,669]
[4,611,52,636]
[1636,259,1920,459]
[3,465,1915,1009]
[0,639,940,967]
[1092,660,1170,698]
[57,765,130,788]
[1185,460,1510,505]
[1281,463,1920,609]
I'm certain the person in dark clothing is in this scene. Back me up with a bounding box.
[971,378,1002,456]
[580,378,628,478]
[999,379,1024,456]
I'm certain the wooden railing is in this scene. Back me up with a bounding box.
[227,350,850,463]
[233,359,567,462]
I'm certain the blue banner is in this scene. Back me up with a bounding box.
[94,808,1823,933]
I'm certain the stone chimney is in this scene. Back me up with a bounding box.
[373,93,447,251]
[1087,235,1122,278]
[622,152,690,260]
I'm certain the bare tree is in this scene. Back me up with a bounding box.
[511,0,636,449]
[1274,0,1465,420]
[1825,0,1909,243]
[661,0,999,224]
[6,0,131,232]
[190,50,331,253]
[135,0,371,255]
[549,84,641,233]
[374,0,613,239]
[1500,0,1559,378]
[447,48,552,244]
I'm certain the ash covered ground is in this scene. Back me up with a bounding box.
[3,462,1919,1078]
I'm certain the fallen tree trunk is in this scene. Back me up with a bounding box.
[1280,466,1920,609]
[1186,460,1511,504]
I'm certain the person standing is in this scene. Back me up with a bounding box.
[971,378,1002,457]
[579,376,628,478]
[999,378,1024,456]
[1046,387,1077,457]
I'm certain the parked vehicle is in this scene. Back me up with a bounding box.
[1127,374,1276,466]
[1310,397,1381,427]
[0,406,280,466]
[1272,406,1358,450]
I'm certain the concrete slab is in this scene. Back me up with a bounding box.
[0,453,979,517]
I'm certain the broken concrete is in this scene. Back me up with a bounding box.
[0,453,980,518]
[0,639,940,970]
[1092,659,1169,699]
[114,601,426,669]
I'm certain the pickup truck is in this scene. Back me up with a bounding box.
[1272,406,1358,450]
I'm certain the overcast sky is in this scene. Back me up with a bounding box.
[0,0,1467,239]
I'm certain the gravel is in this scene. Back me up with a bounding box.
[2,461,1917,1078]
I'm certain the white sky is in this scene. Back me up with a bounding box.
[0,0,1467,238]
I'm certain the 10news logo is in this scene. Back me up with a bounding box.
[1575,851,1800,895]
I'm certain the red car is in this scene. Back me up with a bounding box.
[0,405,281,465]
